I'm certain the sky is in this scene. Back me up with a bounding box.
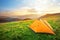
[0,0,60,13]
[0,0,24,10]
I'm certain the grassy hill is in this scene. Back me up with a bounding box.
[0,13,60,40]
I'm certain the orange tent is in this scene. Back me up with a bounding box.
[29,19,55,34]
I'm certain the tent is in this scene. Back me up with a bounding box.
[29,19,55,34]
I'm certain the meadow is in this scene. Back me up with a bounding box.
[0,15,60,40]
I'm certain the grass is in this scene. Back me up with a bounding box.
[0,16,60,40]
[47,19,60,40]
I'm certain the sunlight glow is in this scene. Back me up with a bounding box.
[17,0,60,15]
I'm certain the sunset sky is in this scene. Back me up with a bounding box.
[0,0,60,14]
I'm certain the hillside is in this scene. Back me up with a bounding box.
[40,13,60,18]
[0,13,60,23]
[0,13,60,40]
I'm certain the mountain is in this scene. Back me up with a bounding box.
[0,14,41,23]
[40,13,60,18]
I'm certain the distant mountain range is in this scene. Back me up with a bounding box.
[0,14,41,23]
[0,13,60,23]
[40,13,60,18]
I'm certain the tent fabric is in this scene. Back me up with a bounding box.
[29,19,55,34]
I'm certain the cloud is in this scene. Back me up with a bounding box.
[20,0,60,13]
[2,0,60,15]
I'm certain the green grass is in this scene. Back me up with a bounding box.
[0,17,60,40]
[47,19,60,40]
